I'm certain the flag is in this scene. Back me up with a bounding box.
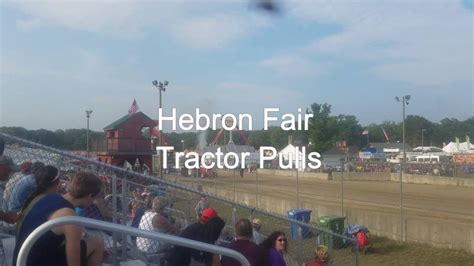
[382,127,390,142]
[128,99,139,114]
[362,129,369,135]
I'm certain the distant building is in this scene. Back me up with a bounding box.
[322,146,358,168]
[96,112,157,170]
[360,142,413,161]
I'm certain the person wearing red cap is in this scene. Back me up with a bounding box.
[168,208,224,266]
[200,207,217,222]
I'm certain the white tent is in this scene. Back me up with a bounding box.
[279,144,305,171]
[413,146,444,153]
[442,141,473,153]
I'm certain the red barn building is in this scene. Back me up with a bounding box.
[97,112,157,171]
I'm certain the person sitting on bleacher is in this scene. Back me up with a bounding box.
[251,218,264,245]
[13,171,104,266]
[167,208,224,266]
[305,245,329,266]
[136,197,180,254]
[2,161,32,211]
[77,186,112,221]
[131,193,153,228]
[0,137,4,156]
[221,218,269,266]
[7,162,45,213]
[0,155,18,224]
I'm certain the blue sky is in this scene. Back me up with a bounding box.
[1,0,473,131]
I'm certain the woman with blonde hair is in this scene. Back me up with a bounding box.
[305,245,329,266]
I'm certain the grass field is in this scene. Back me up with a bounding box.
[358,236,474,266]
[167,179,474,266]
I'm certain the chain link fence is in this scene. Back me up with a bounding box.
[0,132,359,266]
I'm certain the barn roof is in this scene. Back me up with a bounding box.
[104,112,155,130]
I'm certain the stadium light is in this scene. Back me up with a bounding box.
[395,95,410,241]
[152,80,169,179]
[85,110,93,158]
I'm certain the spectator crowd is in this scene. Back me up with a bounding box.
[1,137,332,266]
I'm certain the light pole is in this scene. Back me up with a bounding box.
[153,80,169,179]
[181,139,185,151]
[85,110,93,158]
[395,94,410,241]
[340,158,345,216]
[421,129,426,154]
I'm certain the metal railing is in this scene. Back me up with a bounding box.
[1,132,359,265]
[17,216,250,266]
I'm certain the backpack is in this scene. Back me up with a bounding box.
[356,231,368,247]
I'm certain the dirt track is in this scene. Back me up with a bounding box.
[176,171,474,223]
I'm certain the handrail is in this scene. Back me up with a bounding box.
[2,132,357,241]
[17,216,250,266]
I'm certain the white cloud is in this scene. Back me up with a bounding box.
[290,1,473,86]
[171,14,268,49]
[16,18,43,31]
[216,81,304,107]
[260,54,326,78]
[8,1,147,38]
[5,1,267,47]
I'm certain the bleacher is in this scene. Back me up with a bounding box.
[0,132,359,266]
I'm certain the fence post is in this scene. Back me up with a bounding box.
[233,168,236,202]
[341,159,345,216]
[232,205,237,237]
[296,168,299,209]
[255,169,259,208]
[297,226,303,266]
[404,218,408,242]
[355,241,360,266]
[111,175,118,266]
[121,178,129,260]
[188,193,193,222]
[214,179,218,196]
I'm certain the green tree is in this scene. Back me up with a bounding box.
[405,115,435,147]
[335,115,362,147]
[269,126,289,150]
[307,103,338,152]
[247,130,271,149]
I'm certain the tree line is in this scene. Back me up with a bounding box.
[1,102,472,153]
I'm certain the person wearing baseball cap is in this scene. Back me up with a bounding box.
[168,207,223,265]
[200,207,217,223]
